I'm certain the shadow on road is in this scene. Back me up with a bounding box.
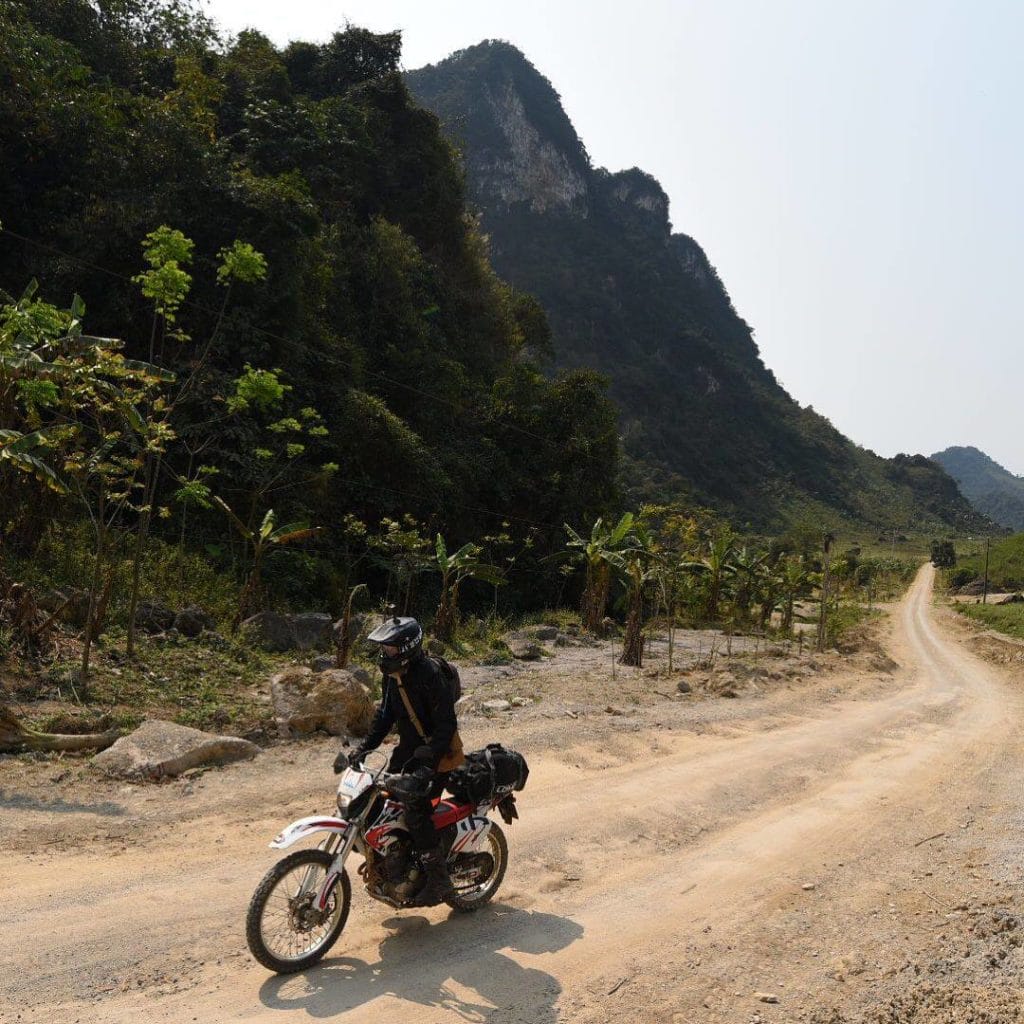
[0,788,124,816]
[257,904,582,1021]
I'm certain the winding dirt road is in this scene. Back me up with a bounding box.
[2,564,1023,1023]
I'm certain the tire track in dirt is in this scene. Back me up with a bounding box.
[3,565,1021,1023]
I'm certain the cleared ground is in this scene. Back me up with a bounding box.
[2,564,1022,1023]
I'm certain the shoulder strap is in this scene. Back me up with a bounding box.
[394,677,428,740]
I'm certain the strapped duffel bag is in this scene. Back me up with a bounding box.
[447,743,529,804]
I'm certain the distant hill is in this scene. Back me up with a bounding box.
[931,447,1024,531]
[407,41,988,534]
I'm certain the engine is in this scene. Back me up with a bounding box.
[366,837,422,904]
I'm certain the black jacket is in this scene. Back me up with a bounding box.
[362,655,457,772]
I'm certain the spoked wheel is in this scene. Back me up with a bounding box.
[444,823,508,912]
[246,849,351,973]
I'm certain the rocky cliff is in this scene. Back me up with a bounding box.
[408,41,986,533]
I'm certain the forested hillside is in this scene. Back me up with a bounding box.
[407,41,986,534]
[932,447,1024,531]
[0,3,619,615]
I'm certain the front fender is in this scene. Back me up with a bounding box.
[270,815,349,850]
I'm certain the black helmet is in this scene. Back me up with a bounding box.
[367,615,423,674]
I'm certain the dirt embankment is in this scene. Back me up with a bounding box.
[1,565,1023,1024]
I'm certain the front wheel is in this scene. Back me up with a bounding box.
[445,823,508,912]
[246,849,351,973]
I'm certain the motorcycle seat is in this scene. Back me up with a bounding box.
[430,799,475,829]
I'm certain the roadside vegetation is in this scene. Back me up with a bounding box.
[0,2,923,750]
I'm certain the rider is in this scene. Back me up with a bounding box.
[333,615,460,905]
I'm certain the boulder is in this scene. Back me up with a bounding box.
[174,605,214,638]
[530,625,559,642]
[676,679,692,694]
[291,612,333,651]
[998,593,1024,605]
[482,699,512,713]
[333,613,367,647]
[37,589,68,614]
[508,637,542,660]
[63,590,91,628]
[310,654,336,673]
[241,610,295,652]
[136,600,175,634]
[554,633,571,647]
[270,666,375,739]
[92,720,258,780]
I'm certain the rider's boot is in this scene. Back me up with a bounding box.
[412,849,454,906]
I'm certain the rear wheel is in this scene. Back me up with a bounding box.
[246,849,351,973]
[444,823,508,912]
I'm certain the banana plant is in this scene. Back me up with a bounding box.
[431,533,505,642]
[779,555,814,632]
[564,511,635,633]
[603,522,658,668]
[214,499,321,627]
[683,531,737,622]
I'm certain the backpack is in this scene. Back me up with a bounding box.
[428,655,462,704]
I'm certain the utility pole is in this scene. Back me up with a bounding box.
[983,537,991,605]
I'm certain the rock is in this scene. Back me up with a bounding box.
[554,633,571,647]
[802,882,816,891]
[136,600,175,634]
[37,589,68,614]
[241,610,295,652]
[720,689,739,699]
[754,992,779,1004]
[332,612,367,647]
[351,667,372,687]
[291,612,333,651]
[174,605,214,638]
[505,634,543,660]
[310,655,336,673]
[530,625,559,641]
[426,638,447,656]
[270,667,374,738]
[998,593,1024,605]
[63,590,91,628]
[482,699,512,713]
[200,630,228,650]
[676,680,692,694]
[92,720,258,780]
[510,696,531,707]
[604,705,624,716]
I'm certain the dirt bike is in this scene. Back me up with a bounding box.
[245,751,519,974]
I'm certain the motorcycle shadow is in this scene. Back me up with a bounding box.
[257,903,583,1021]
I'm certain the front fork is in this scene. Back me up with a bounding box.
[307,824,360,911]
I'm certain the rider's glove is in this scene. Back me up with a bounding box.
[334,748,365,774]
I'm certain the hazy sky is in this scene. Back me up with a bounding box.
[207,0,1024,475]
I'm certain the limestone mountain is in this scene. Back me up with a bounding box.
[407,40,985,533]
[931,447,1024,531]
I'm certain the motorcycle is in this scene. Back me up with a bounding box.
[245,751,520,974]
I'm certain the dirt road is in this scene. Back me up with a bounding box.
[3,564,1023,1023]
